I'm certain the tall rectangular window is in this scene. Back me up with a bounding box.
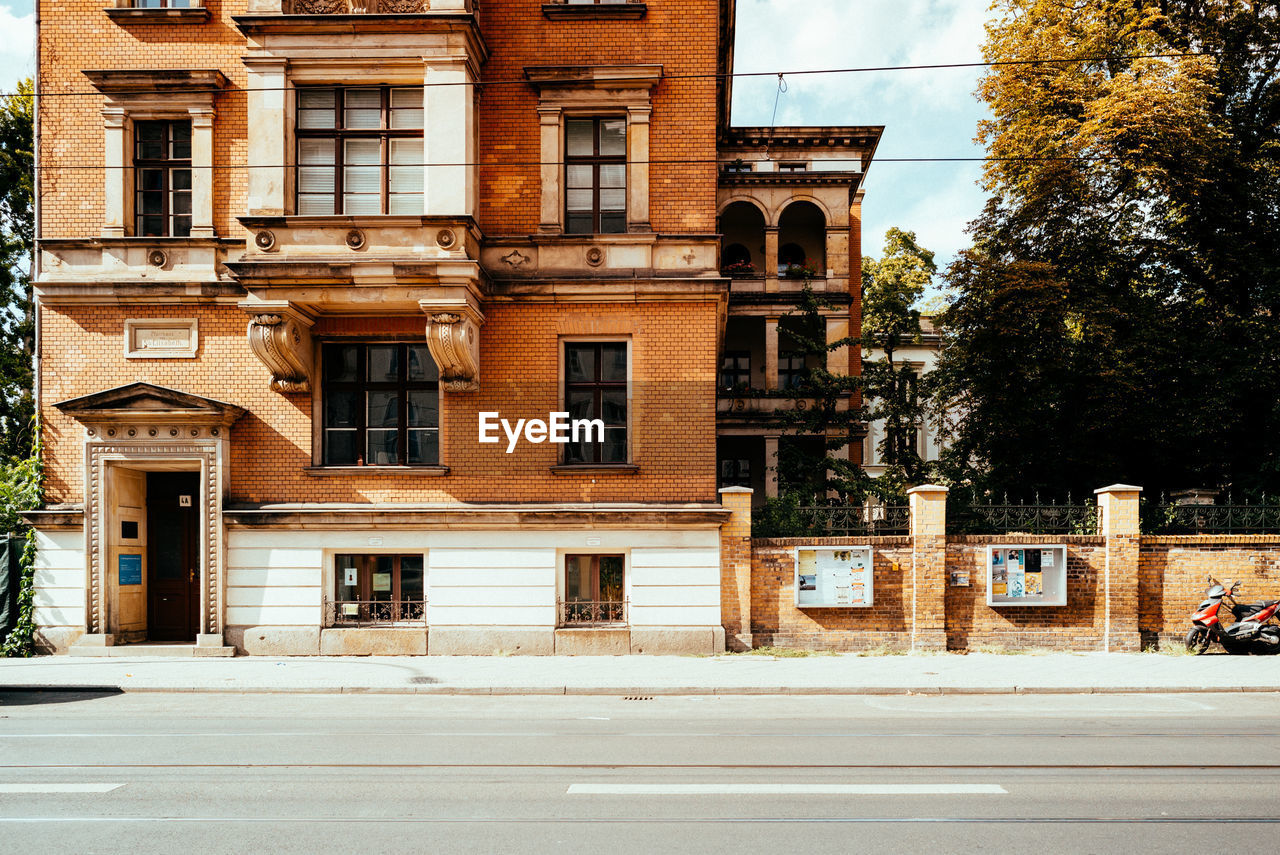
[134,120,192,237]
[565,117,626,234]
[296,87,424,216]
[564,342,628,464]
[322,343,440,466]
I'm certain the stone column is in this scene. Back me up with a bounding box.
[1095,484,1143,652]
[425,61,475,217]
[626,106,651,231]
[849,188,865,411]
[101,107,127,238]
[825,315,850,375]
[763,436,780,499]
[189,107,216,238]
[764,226,779,292]
[244,57,288,216]
[719,487,754,651]
[537,107,562,233]
[764,316,780,390]
[908,484,949,652]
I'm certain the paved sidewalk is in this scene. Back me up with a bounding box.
[1,651,1279,695]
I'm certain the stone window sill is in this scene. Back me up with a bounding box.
[304,466,451,477]
[105,7,211,23]
[549,464,640,476]
[542,2,646,20]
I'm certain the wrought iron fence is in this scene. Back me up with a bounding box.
[755,503,910,538]
[947,495,1099,535]
[558,599,628,627]
[325,598,425,627]
[1141,495,1280,534]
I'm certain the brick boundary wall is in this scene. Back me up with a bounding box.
[721,485,1280,653]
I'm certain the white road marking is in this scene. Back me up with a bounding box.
[0,784,124,794]
[567,784,1007,795]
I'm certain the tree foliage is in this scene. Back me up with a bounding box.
[934,1,1280,498]
[0,79,34,461]
[770,282,872,502]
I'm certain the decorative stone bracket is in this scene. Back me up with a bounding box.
[422,304,483,392]
[240,302,315,394]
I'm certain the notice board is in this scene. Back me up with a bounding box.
[794,546,874,608]
[986,545,1067,607]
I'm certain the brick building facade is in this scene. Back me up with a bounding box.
[29,0,876,655]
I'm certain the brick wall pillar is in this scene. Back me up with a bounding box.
[719,487,754,651]
[1095,484,1143,652]
[908,484,948,651]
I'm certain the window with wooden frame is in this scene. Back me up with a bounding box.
[561,554,625,625]
[134,120,192,237]
[296,86,424,216]
[564,342,628,464]
[322,343,440,466]
[565,117,626,234]
[720,351,751,390]
[332,554,425,625]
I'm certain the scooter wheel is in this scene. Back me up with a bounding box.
[1185,626,1212,655]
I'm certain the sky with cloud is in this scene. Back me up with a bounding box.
[731,0,993,267]
[0,0,992,265]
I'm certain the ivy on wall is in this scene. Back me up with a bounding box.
[1,431,42,657]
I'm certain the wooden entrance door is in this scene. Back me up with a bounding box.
[146,472,200,641]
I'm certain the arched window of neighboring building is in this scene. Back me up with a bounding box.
[724,243,751,267]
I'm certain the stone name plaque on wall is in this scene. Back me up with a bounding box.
[124,319,198,359]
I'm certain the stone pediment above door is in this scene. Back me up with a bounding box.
[56,382,246,436]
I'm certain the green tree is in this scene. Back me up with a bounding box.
[860,228,937,496]
[934,1,1280,498]
[769,282,871,503]
[0,79,34,461]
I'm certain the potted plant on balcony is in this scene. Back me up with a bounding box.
[783,260,820,280]
[722,260,756,278]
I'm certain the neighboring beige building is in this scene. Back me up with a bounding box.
[861,315,944,478]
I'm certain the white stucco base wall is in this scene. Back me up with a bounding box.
[31,530,87,652]
[223,527,724,656]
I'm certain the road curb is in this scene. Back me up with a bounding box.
[3,684,1279,697]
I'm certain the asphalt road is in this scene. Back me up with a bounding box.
[1,690,1277,854]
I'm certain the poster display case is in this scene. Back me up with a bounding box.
[986,545,1068,607]
[794,546,874,608]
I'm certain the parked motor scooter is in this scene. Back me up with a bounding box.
[1185,576,1280,655]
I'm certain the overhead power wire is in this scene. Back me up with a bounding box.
[26,155,1139,171]
[1,47,1274,100]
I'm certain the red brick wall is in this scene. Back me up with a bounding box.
[748,537,914,650]
[944,536,1109,651]
[477,0,720,235]
[1140,536,1280,646]
[40,300,718,505]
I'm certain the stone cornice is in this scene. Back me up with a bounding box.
[224,503,730,529]
[720,126,884,148]
[718,172,863,188]
[83,68,229,95]
[524,64,663,90]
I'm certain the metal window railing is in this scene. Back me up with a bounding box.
[558,598,628,627]
[325,598,425,627]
